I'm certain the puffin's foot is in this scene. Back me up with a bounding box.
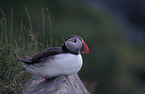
[45,76,48,80]
[44,76,58,81]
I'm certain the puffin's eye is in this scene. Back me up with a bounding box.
[67,38,77,43]
[74,38,77,43]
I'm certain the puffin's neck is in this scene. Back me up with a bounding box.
[62,44,79,55]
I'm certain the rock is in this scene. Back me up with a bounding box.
[22,74,90,94]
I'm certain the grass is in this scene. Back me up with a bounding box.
[0,8,54,93]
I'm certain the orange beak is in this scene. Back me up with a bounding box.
[80,41,89,54]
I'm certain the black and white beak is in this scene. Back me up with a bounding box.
[80,41,89,54]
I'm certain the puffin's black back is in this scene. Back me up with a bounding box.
[18,47,64,64]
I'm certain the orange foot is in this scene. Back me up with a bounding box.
[45,76,48,80]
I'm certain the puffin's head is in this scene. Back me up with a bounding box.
[63,35,89,54]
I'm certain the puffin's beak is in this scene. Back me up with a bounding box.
[80,41,89,54]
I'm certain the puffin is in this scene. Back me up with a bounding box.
[18,35,89,79]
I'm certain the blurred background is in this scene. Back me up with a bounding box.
[1,0,145,94]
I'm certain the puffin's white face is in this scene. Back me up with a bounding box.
[64,36,89,54]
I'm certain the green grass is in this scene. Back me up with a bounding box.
[0,45,32,93]
[0,8,54,93]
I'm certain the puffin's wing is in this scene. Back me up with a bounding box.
[18,47,63,64]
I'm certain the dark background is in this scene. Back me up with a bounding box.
[1,0,145,94]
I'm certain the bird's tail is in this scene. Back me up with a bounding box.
[17,57,33,64]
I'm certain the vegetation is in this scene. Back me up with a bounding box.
[0,8,54,93]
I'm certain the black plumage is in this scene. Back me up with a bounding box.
[18,47,64,64]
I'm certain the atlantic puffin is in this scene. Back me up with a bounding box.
[18,35,89,79]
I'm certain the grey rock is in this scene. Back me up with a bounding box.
[22,74,90,94]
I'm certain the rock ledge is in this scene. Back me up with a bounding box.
[22,74,90,94]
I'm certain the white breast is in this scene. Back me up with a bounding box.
[24,53,83,78]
